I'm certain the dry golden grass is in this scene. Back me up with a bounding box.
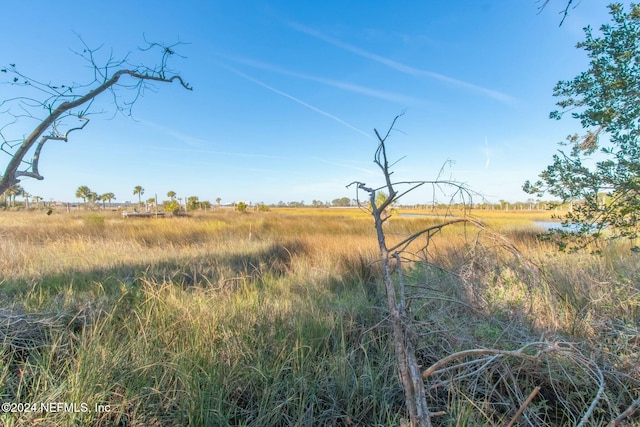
[0,208,639,426]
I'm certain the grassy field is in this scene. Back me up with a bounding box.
[0,208,639,426]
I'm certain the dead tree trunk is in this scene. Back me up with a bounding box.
[362,184,432,427]
[349,114,481,425]
[351,114,433,427]
[376,195,432,426]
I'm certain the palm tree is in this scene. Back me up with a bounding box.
[167,190,176,201]
[88,192,99,208]
[216,197,222,208]
[101,192,116,209]
[133,186,144,206]
[5,184,23,207]
[146,197,155,211]
[187,195,199,212]
[75,185,92,209]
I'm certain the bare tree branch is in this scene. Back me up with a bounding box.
[0,39,191,195]
[537,0,580,26]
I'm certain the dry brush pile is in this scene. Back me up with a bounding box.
[388,220,640,426]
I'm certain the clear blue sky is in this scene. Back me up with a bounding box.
[1,1,616,205]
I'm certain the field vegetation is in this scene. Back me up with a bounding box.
[0,208,639,426]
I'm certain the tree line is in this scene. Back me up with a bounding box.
[2,183,572,213]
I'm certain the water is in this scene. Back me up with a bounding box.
[398,213,460,219]
[398,216,588,233]
[532,221,588,233]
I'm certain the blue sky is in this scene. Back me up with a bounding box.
[2,1,617,205]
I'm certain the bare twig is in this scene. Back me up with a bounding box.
[577,359,605,427]
[422,342,550,379]
[506,386,541,427]
[537,0,579,26]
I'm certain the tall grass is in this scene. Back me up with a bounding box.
[0,209,639,425]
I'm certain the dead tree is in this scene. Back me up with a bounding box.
[0,38,191,195]
[348,115,477,427]
[351,116,640,426]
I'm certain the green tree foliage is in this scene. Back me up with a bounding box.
[87,192,98,205]
[75,185,92,207]
[332,197,351,207]
[524,3,640,249]
[236,201,248,212]
[100,192,116,209]
[164,200,180,214]
[167,190,176,200]
[186,196,199,211]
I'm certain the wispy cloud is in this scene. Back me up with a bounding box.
[311,156,377,175]
[141,120,210,147]
[218,63,371,138]
[148,145,288,160]
[484,137,491,169]
[287,21,517,105]
[218,54,428,106]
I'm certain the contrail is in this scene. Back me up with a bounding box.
[484,137,491,169]
[312,156,377,175]
[217,53,426,105]
[288,21,517,105]
[148,145,288,160]
[219,63,371,138]
[141,120,209,148]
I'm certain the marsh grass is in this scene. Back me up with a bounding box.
[0,209,639,425]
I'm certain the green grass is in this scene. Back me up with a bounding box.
[0,208,639,426]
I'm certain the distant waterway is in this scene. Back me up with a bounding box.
[398,213,443,218]
[398,213,461,219]
[398,215,584,232]
[532,221,586,232]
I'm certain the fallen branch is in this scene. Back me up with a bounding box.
[506,386,540,427]
[609,395,640,426]
[423,342,552,379]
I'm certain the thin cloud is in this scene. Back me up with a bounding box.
[484,137,491,169]
[219,63,372,138]
[148,145,288,160]
[218,53,427,105]
[312,156,377,175]
[287,21,517,105]
[141,120,210,147]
